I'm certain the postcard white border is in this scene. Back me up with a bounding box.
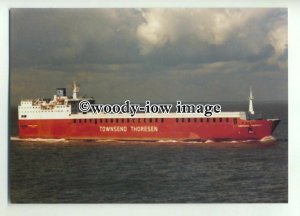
[1,1,299,216]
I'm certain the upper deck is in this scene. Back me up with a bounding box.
[18,82,259,121]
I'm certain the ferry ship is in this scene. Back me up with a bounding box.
[18,82,280,141]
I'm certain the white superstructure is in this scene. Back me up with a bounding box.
[18,82,249,120]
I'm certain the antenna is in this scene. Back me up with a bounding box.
[72,81,80,99]
[248,86,255,115]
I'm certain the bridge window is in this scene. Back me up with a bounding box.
[188,118,190,122]
[161,118,164,123]
[111,119,114,123]
[94,119,97,124]
[182,118,185,123]
[155,118,158,123]
[219,118,222,122]
[194,118,197,122]
[116,119,119,123]
[149,118,152,123]
[234,118,237,124]
[73,119,76,123]
[207,118,209,123]
[213,118,216,123]
[176,118,178,123]
[226,118,229,123]
[200,118,203,122]
[105,119,108,123]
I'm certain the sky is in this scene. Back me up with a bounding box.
[10,8,288,105]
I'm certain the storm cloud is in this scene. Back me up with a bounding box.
[10,8,287,105]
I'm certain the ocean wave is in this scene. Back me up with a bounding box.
[10,136,280,145]
[10,136,68,143]
[204,139,215,143]
[95,139,121,143]
[157,139,179,143]
[260,136,276,143]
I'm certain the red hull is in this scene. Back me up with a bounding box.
[18,117,279,141]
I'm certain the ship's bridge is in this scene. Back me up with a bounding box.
[68,97,95,114]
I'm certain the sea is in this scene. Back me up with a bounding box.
[9,101,288,203]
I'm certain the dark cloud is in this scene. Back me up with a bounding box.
[10,8,287,105]
[10,9,143,67]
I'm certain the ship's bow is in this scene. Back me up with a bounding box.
[270,118,280,133]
